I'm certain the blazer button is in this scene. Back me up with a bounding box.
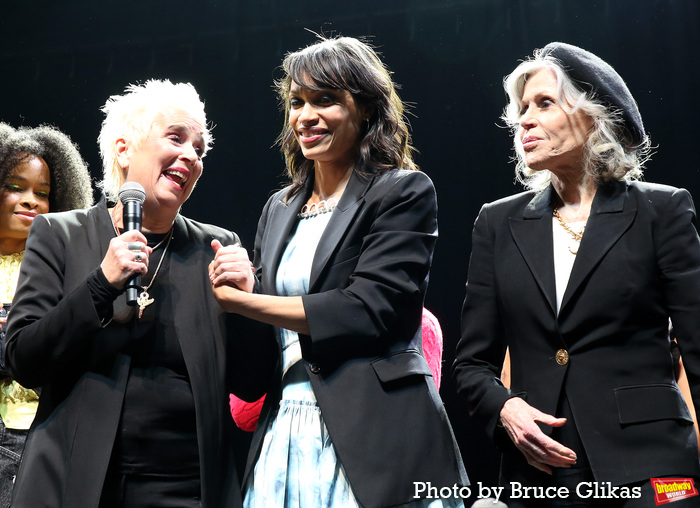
[309,363,321,374]
[555,349,569,366]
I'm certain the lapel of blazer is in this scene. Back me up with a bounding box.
[261,184,308,295]
[67,200,132,505]
[309,170,371,291]
[560,180,635,313]
[94,198,119,247]
[169,215,210,348]
[509,186,558,315]
[168,216,220,407]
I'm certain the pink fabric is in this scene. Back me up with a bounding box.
[421,308,443,392]
[229,393,266,433]
[229,308,444,432]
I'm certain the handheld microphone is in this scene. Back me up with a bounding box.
[118,182,146,306]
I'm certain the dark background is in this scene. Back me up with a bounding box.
[2,0,698,491]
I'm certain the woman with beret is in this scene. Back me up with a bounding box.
[210,36,467,508]
[5,80,275,508]
[0,122,92,507]
[453,42,700,506]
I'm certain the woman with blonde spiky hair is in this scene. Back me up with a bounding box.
[5,80,276,508]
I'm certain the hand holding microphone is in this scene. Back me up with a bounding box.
[100,183,150,301]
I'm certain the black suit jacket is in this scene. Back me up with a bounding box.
[244,169,468,508]
[5,200,276,508]
[454,180,700,486]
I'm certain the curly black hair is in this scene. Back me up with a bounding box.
[0,123,93,212]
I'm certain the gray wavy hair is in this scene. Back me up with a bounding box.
[502,52,651,192]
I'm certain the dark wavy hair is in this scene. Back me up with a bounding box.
[0,123,93,212]
[276,35,418,198]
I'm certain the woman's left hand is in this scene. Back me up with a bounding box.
[209,239,255,293]
[209,239,308,332]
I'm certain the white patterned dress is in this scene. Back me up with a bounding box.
[243,211,463,508]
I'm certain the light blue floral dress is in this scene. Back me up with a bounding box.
[243,211,464,508]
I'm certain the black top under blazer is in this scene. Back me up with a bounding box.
[454,179,700,486]
[5,200,276,508]
[244,169,468,508]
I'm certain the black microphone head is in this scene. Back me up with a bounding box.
[118,182,146,205]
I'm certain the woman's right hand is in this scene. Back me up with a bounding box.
[100,230,151,289]
[499,397,577,474]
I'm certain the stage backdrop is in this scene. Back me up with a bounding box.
[2,0,698,489]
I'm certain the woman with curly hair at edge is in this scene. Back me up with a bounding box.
[0,122,93,507]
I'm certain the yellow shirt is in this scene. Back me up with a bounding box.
[0,251,40,430]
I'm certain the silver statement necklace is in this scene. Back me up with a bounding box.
[111,206,174,318]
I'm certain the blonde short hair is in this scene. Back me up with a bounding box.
[97,79,212,201]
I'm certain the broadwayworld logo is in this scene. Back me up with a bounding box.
[650,478,699,505]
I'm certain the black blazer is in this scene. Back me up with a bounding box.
[454,180,700,486]
[5,200,276,508]
[244,169,468,508]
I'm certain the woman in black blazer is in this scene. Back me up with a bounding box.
[5,80,275,508]
[210,36,467,508]
[453,42,700,506]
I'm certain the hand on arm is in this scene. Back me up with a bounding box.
[209,240,310,335]
[499,397,577,474]
[209,239,255,293]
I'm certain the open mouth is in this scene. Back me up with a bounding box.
[162,168,190,188]
[299,129,328,144]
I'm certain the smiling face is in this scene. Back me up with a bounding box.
[288,81,366,170]
[117,107,205,219]
[0,154,51,254]
[518,68,594,176]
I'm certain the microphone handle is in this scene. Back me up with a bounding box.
[126,277,141,306]
[123,200,143,306]
[123,200,142,232]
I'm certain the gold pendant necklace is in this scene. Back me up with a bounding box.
[136,229,173,318]
[110,206,174,319]
[553,208,586,255]
[136,291,155,318]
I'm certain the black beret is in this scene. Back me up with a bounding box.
[540,42,645,146]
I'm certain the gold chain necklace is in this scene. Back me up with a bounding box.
[110,206,174,318]
[553,208,586,255]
